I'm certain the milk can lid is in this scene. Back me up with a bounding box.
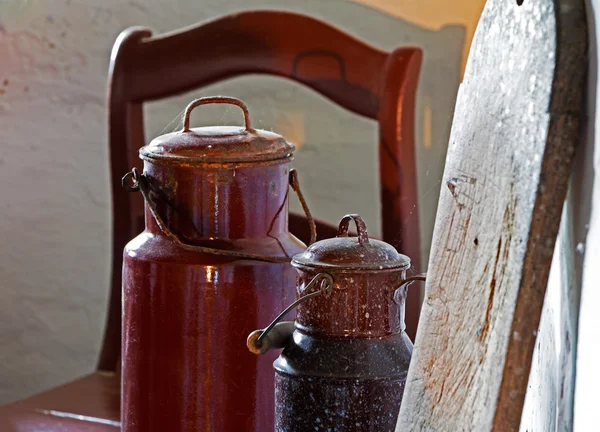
[140,96,295,165]
[292,214,411,271]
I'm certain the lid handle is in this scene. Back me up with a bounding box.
[182,96,253,132]
[337,214,370,246]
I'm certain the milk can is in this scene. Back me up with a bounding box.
[248,214,424,431]
[121,97,314,432]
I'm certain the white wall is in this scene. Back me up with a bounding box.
[0,1,463,404]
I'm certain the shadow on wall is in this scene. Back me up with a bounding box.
[145,0,466,269]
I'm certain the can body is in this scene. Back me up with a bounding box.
[122,161,303,431]
[274,332,412,432]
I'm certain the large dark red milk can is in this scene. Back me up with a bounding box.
[121,97,312,431]
[248,214,423,431]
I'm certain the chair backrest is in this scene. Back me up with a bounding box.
[100,10,422,371]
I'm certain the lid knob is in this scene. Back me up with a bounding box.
[337,214,370,246]
[182,96,253,132]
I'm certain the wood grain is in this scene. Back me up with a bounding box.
[395,0,586,430]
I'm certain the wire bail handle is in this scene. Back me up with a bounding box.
[182,96,253,133]
[254,273,334,346]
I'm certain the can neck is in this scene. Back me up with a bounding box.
[294,270,407,338]
[144,162,291,240]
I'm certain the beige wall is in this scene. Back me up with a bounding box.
[353,0,486,73]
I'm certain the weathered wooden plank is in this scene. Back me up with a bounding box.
[396,0,586,431]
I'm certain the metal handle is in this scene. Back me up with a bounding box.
[337,214,370,246]
[289,169,317,245]
[247,321,294,355]
[248,272,334,354]
[182,96,252,132]
[400,273,427,287]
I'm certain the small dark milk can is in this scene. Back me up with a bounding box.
[248,214,423,431]
[121,97,313,431]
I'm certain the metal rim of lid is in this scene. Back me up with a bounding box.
[138,130,296,166]
[291,258,411,273]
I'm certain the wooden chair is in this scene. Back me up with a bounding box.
[0,11,422,430]
[102,10,423,370]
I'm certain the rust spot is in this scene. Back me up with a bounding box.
[493,238,502,267]
[0,89,5,95]
[163,172,178,195]
[447,178,458,196]
[463,215,471,240]
[424,357,436,375]
[444,211,457,248]
[437,376,447,403]
[2,79,8,86]
[48,42,56,49]
[214,170,233,185]
[464,371,476,392]
[480,238,503,341]
[23,85,29,93]
[479,199,516,341]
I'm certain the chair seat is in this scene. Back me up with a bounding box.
[0,372,120,431]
